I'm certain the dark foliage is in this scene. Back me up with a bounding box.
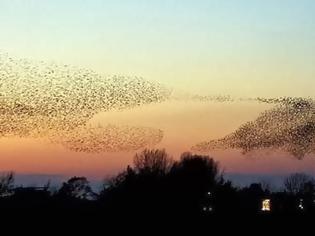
[1,149,315,223]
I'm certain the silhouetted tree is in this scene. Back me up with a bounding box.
[0,172,14,197]
[260,180,272,193]
[58,177,94,200]
[284,173,314,195]
[213,180,238,213]
[302,181,315,196]
[167,152,225,215]
[105,166,135,189]
[100,151,227,216]
[170,152,223,187]
[100,150,174,215]
[10,186,51,209]
[2,149,315,219]
[133,148,173,176]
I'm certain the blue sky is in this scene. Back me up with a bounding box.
[1,0,314,96]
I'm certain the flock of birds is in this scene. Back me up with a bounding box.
[193,97,315,159]
[0,53,169,153]
[1,52,315,159]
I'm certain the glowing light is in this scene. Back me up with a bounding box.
[298,199,304,210]
[261,199,271,212]
[202,205,213,212]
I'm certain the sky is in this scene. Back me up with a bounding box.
[1,0,315,185]
[1,0,315,96]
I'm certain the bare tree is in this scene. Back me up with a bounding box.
[284,173,314,195]
[0,172,14,197]
[260,180,273,193]
[134,149,173,175]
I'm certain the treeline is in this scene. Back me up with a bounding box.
[1,149,315,218]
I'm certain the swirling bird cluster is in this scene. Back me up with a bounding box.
[0,53,170,153]
[1,53,314,158]
[193,97,315,159]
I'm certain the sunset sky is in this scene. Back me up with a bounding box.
[1,0,315,186]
